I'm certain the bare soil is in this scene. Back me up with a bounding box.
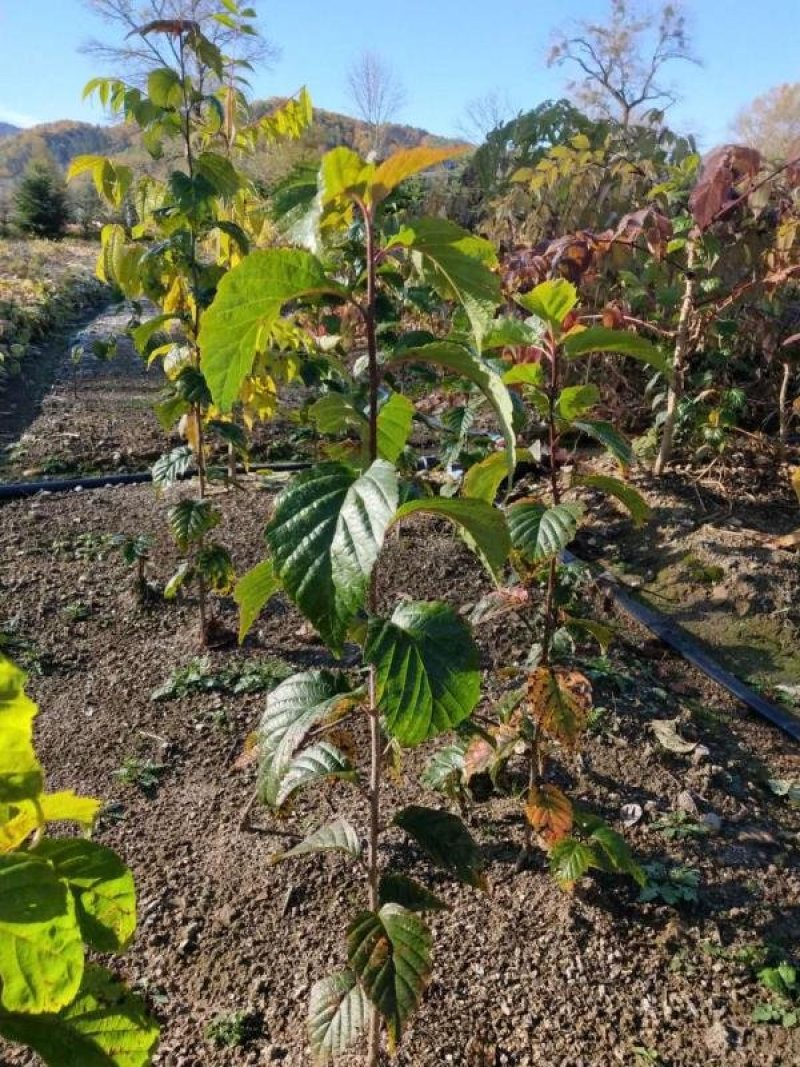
[2,307,800,1066]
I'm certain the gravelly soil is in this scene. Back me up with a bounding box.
[2,479,800,1067]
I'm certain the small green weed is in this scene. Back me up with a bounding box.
[682,553,724,585]
[113,757,167,793]
[151,656,294,702]
[651,811,710,841]
[639,863,700,906]
[204,1011,257,1048]
[52,531,116,562]
[62,601,91,622]
[753,963,799,1028]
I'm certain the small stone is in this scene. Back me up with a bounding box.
[691,744,711,766]
[701,812,722,834]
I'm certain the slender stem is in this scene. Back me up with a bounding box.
[654,239,697,477]
[359,198,382,1067]
[779,358,791,461]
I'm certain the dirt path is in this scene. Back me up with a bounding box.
[1,301,171,480]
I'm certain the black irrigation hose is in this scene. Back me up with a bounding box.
[563,549,800,743]
[0,462,315,500]
[1,461,797,741]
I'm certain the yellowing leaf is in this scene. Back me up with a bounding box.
[371,145,468,205]
[528,667,592,749]
[525,784,573,845]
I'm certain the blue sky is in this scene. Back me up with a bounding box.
[0,0,798,148]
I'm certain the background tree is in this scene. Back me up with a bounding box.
[458,89,517,144]
[346,50,406,156]
[547,0,699,127]
[732,83,800,161]
[14,159,70,238]
[81,0,278,89]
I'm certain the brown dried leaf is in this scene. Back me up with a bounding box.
[690,145,762,230]
[525,783,573,846]
[233,731,260,771]
[527,667,592,749]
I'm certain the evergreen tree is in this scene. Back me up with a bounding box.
[14,159,69,238]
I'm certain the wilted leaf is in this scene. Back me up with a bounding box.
[307,970,369,1063]
[525,784,574,845]
[651,718,697,755]
[393,805,485,889]
[528,667,592,748]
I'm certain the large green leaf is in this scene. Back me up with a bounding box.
[307,970,370,1063]
[393,805,486,889]
[377,393,414,463]
[392,496,510,578]
[34,840,136,954]
[388,341,515,475]
[265,461,398,654]
[564,326,667,374]
[549,837,597,889]
[0,657,42,803]
[556,384,600,421]
[167,498,219,550]
[378,874,448,913]
[347,905,432,1049]
[198,249,345,410]
[507,500,584,561]
[258,670,355,807]
[515,279,578,329]
[233,559,282,644]
[365,602,480,747]
[277,819,362,862]
[390,220,500,347]
[0,964,159,1067]
[309,393,365,436]
[462,446,534,503]
[572,474,650,527]
[0,853,84,1013]
[572,420,633,467]
[274,743,357,808]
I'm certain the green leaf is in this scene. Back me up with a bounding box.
[167,498,219,550]
[572,420,633,467]
[307,970,370,1063]
[147,67,182,108]
[378,874,448,913]
[151,445,193,489]
[463,450,516,504]
[556,384,600,421]
[309,393,365,435]
[265,461,398,654]
[347,905,432,1049]
[392,497,510,578]
[388,341,515,476]
[0,964,159,1067]
[274,743,357,808]
[258,670,355,807]
[483,317,542,350]
[420,743,466,792]
[199,249,344,411]
[549,836,597,889]
[163,562,190,600]
[507,500,583,561]
[393,805,486,889]
[0,853,84,1013]
[195,543,235,593]
[365,602,480,747]
[194,152,241,198]
[391,220,500,347]
[234,560,281,643]
[0,657,42,803]
[33,840,136,953]
[377,393,414,463]
[586,823,645,886]
[502,362,545,387]
[276,819,362,862]
[572,474,650,526]
[564,326,667,374]
[515,279,578,329]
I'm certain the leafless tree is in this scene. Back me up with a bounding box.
[81,0,279,89]
[547,0,699,127]
[346,50,407,157]
[458,89,517,144]
[732,83,800,161]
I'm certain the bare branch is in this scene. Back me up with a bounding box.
[346,50,406,157]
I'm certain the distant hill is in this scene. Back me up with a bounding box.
[0,104,465,192]
[0,122,20,140]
